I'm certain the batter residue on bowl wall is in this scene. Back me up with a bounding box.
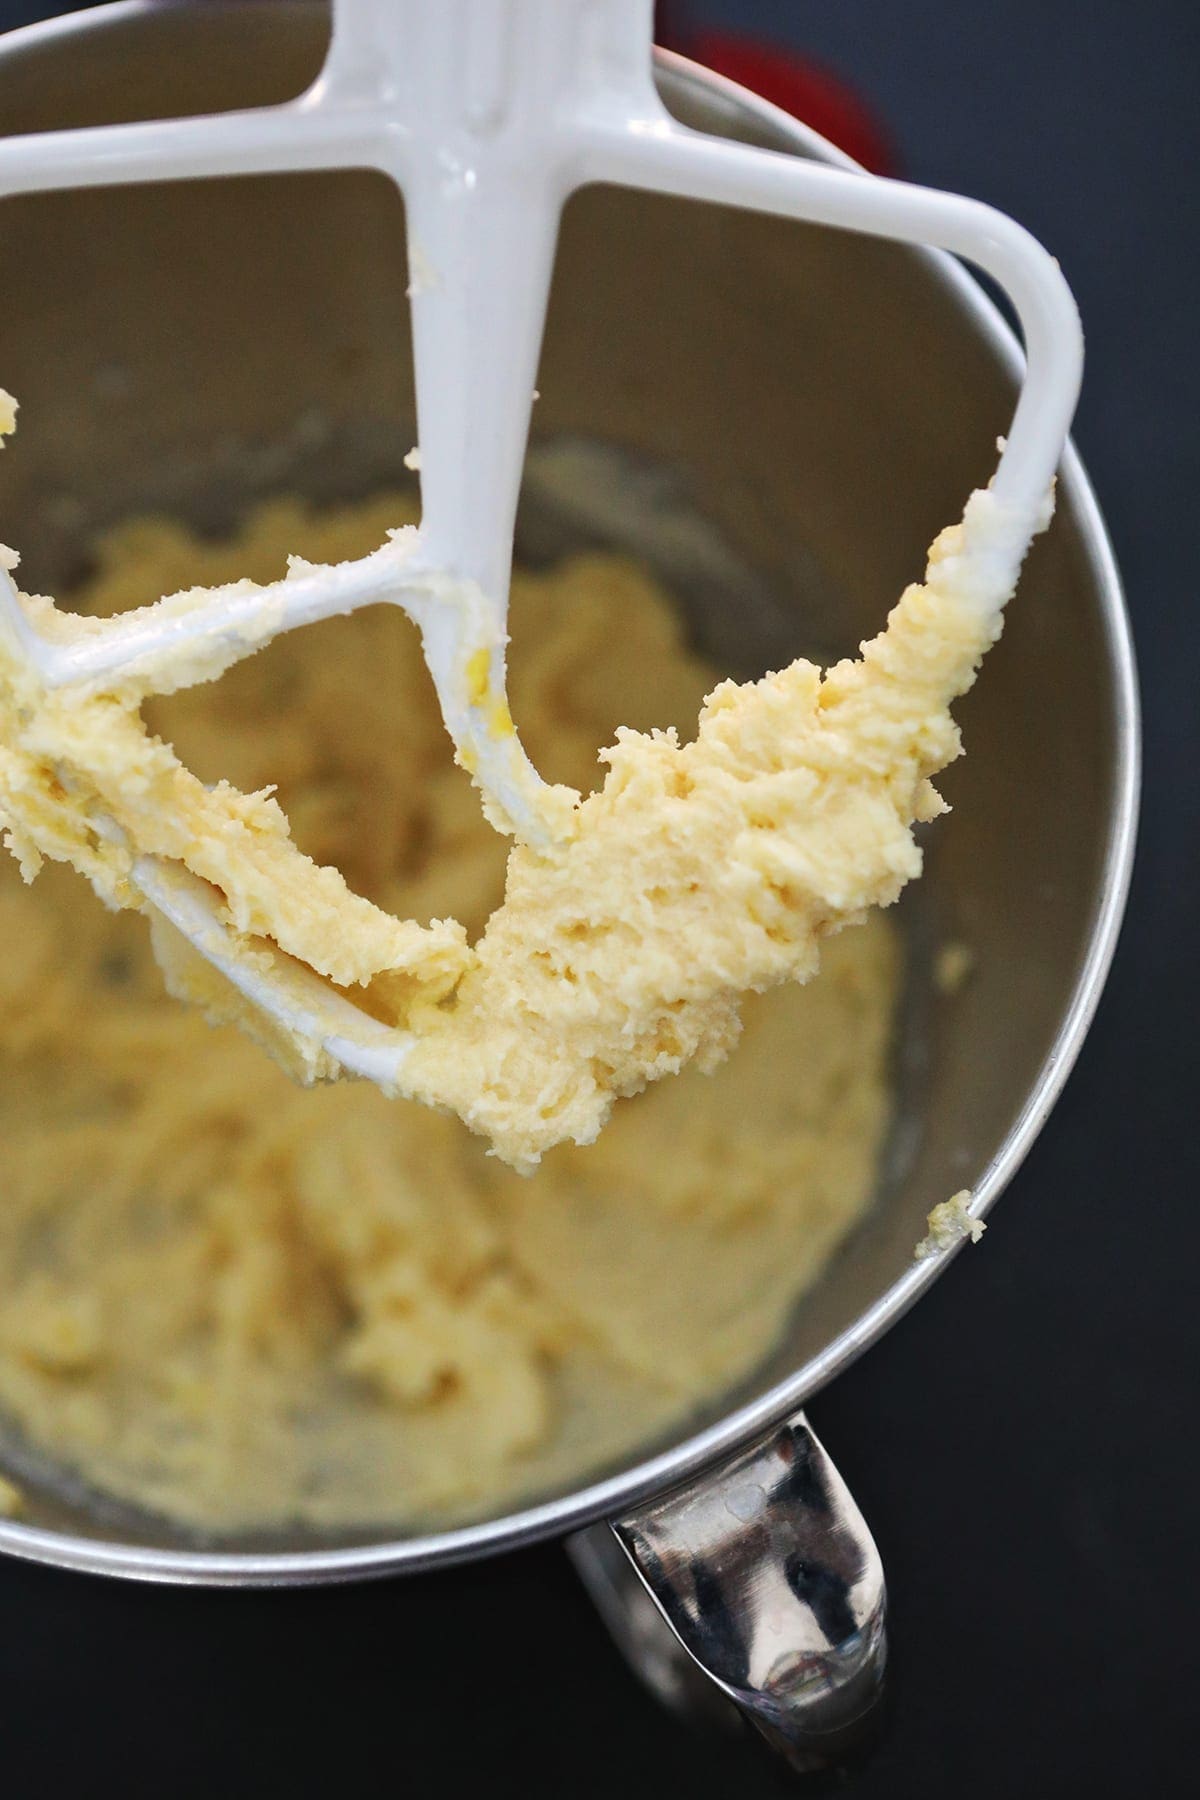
[0,493,898,1534]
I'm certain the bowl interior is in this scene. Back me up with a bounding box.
[0,1,1129,1560]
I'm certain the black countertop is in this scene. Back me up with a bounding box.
[0,2,1194,1794]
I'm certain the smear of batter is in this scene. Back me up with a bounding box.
[0,492,898,1532]
[0,393,1050,1168]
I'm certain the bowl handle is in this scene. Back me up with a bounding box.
[568,1409,886,1776]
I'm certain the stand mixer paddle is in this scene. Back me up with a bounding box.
[0,0,1082,1088]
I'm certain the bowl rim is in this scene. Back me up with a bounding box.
[0,0,1140,1585]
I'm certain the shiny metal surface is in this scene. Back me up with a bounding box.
[568,1521,742,1737]
[0,0,1138,1591]
[576,1410,886,1772]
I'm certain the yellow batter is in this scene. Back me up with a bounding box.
[0,488,899,1533]
[0,393,1050,1170]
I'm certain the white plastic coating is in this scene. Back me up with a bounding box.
[574,126,1080,513]
[131,857,414,1088]
[0,0,1084,1069]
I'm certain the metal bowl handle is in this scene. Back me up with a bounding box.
[569,1409,886,1777]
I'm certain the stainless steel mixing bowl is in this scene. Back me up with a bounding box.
[0,0,1137,1770]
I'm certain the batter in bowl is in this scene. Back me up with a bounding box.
[0,489,899,1533]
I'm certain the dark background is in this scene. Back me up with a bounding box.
[0,2,1195,1794]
